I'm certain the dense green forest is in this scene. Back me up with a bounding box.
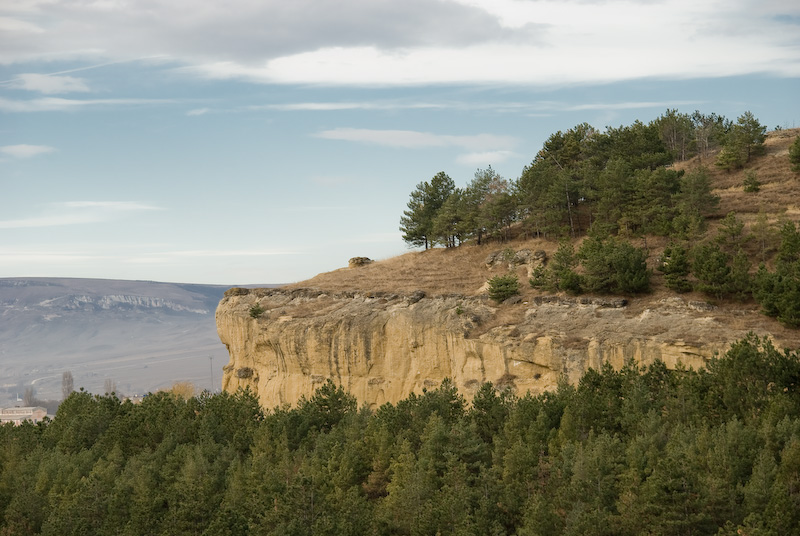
[401,110,800,326]
[2,335,800,535]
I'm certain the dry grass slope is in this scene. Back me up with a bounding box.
[289,128,800,301]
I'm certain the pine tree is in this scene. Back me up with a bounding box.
[399,172,455,249]
[658,243,692,293]
[716,111,767,170]
[790,135,800,172]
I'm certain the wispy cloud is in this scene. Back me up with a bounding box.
[267,99,702,114]
[0,246,296,267]
[456,150,517,166]
[0,144,56,158]
[0,201,161,229]
[315,128,518,151]
[556,100,703,112]
[158,249,297,258]
[5,73,90,94]
[0,97,175,113]
[186,107,210,116]
[59,201,160,211]
[263,101,446,112]
[125,249,299,265]
[0,249,100,264]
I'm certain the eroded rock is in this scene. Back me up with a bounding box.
[216,287,797,409]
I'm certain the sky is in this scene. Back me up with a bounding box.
[1,0,799,285]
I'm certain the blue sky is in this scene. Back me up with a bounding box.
[1,0,799,285]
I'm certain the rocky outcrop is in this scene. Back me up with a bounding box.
[485,248,547,278]
[216,288,800,409]
[348,257,374,268]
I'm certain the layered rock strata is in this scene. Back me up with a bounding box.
[217,287,799,409]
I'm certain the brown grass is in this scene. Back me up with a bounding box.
[286,128,800,303]
[676,128,800,224]
[286,239,557,297]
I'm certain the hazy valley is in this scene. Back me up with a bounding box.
[0,277,259,407]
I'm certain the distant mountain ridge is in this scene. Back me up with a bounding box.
[0,277,275,406]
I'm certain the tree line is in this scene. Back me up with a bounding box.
[400,110,773,249]
[401,111,800,327]
[2,335,800,535]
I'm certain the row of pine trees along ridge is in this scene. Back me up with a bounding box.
[401,110,800,327]
[3,335,800,535]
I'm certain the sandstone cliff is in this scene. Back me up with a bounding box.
[216,286,800,409]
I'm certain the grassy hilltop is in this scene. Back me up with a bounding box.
[290,124,800,331]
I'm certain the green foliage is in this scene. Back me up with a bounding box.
[655,108,695,161]
[399,171,455,249]
[431,187,466,248]
[675,166,720,215]
[716,111,767,170]
[2,340,800,535]
[658,243,693,292]
[790,136,800,172]
[715,211,750,253]
[397,111,771,252]
[530,239,583,294]
[753,222,800,327]
[487,273,520,303]
[249,303,265,318]
[578,236,651,294]
[743,170,761,192]
[692,111,728,161]
[692,243,752,300]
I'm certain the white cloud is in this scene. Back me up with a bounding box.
[234,38,798,87]
[187,107,210,116]
[0,0,511,64]
[2,0,797,86]
[315,128,518,151]
[0,201,161,229]
[0,97,175,112]
[0,144,55,158]
[8,73,90,94]
[262,101,446,112]
[2,0,799,89]
[266,99,702,114]
[0,16,44,36]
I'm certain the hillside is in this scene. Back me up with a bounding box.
[281,128,800,334]
[218,127,800,409]
[290,127,800,297]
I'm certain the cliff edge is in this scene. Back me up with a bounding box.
[216,283,800,409]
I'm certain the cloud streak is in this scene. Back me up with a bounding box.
[0,202,161,229]
[0,144,55,158]
[315,127,521,166]
[315,128,518,151]
[0,97,175,113]
[266,99,702,114]
[5,73,90,94]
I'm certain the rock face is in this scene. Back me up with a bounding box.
[216,287,800,409]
